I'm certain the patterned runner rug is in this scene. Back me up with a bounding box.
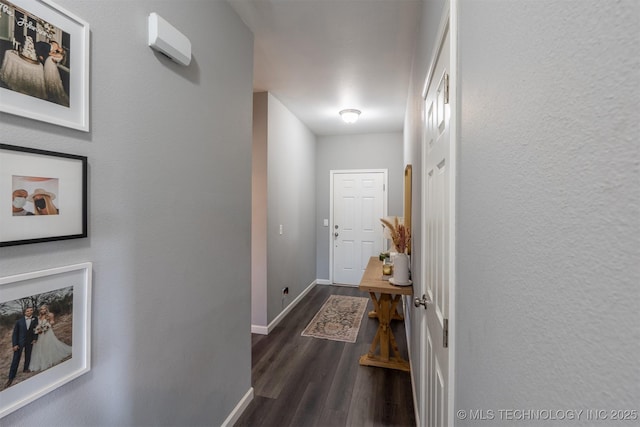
[301,295,369,343]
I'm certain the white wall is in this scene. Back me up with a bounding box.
[455,0,639,415]
[265,93,317,323]
[405,0,639,422]
[315,133,404,281]
[402,0,446,418]
[0,1,254,425]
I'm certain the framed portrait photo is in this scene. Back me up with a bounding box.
[0,262,92,418]
[0,0,90,131]
[0,144,87,247]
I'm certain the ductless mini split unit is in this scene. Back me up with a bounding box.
[148,12,191,66]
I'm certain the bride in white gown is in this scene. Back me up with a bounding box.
[29,305,72,372]
[43,41,69,107]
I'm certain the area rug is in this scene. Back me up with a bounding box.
[301,295,369,343]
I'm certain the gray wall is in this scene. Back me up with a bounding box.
[405,0,639,422]
[455,0,639,415]
[252,92,268,327]
[0,1,253,425]
[265,94,317,323]
[315,133,403,282]
[402,0,446,415]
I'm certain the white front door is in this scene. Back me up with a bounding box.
[417,13,454,427]
[332,171,386,285]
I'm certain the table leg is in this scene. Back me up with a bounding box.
[379,294,391,361]
[389,325,402,360]
[367,326,381,358]
[368,292,380,319]
[390,294,404,321]
[359,292,410,372]
[368,292,404,321]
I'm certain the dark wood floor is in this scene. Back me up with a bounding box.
[235,285,416,427]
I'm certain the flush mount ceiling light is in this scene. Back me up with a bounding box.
[339,109,361,124]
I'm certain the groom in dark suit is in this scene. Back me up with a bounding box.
[4,307,38,389]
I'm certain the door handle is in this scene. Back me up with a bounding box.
[414,294,431,309]
[334,232,339,238]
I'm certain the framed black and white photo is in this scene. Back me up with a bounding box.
[0,262,92,418]
[0,144,87,246]
[0,0,90,131]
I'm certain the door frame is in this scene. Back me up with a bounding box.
[418,1,457,425]
[329,169,388,285]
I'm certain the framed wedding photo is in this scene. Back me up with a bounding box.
[0,0,90,131]
[0,144,87,247]
[0,262,92,418]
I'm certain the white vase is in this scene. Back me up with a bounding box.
[393,253,410,284]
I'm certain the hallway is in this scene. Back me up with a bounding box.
[235,285,415,426]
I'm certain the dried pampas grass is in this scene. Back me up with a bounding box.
[380,216,411,254]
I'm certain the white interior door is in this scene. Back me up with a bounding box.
[417,15,454,427]
[332,171,386,285]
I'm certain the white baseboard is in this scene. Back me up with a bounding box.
[221,387,253,427]
[251,280,317,335]
[251,324,268,335]
[316,279,332,285]
[409,357,420,427]
[403,295,420,426]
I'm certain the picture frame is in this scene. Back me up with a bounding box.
[0,143,87,247]
[0,0,90,131]
[0,262,92,418]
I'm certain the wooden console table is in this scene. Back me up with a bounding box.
[358,256,412,372]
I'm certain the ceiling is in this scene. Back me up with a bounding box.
[228,0,422,136]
